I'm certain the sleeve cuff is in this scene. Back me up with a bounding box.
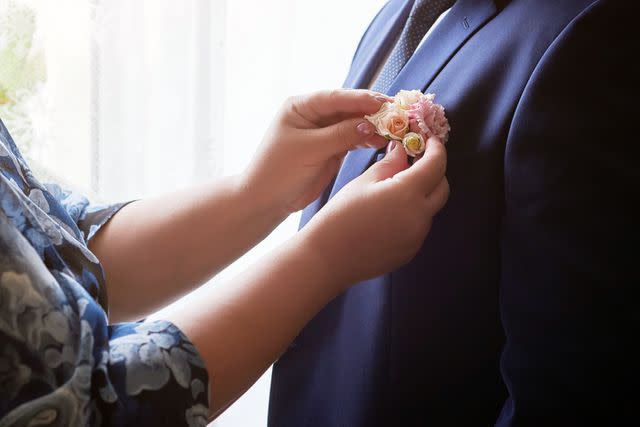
[104,319,211,426]
[80,200,137,243]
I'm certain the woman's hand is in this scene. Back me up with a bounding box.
[300,136,449,289]
[166,136,448,416]
[241,89,390,215]
[92,88,390,322]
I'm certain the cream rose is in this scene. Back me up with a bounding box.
[364,89,450,155]
[402,132,426,157]
[365,102,409,141]
[395,90,423,108]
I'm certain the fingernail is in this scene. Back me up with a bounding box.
[375,95,392,103]
[357,122,373,136]
[386,141,397,153]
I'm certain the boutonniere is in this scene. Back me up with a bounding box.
[365,90,450,157]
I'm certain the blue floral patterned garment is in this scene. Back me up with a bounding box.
[0,119,210,427]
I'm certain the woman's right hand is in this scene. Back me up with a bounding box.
[164,137,447,417]
[300,136,449,288]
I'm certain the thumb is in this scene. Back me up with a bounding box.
[312,118,388,157]
[363,141,409,182]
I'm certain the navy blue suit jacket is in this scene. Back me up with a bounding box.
[269,1,637,425]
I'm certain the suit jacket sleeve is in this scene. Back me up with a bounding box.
[498,0,637,424]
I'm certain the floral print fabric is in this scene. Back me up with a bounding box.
[0,118,210,426]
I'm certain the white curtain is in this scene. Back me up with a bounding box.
[1,1,386,426]
[93,0,225,200]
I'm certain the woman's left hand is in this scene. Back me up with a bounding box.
[241,89,390,215]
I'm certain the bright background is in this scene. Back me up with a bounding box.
[0,0,387,426]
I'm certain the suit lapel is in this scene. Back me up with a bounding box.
[343,0,415,89]
[333,0,499,198]
[299,0,413,222]
[387,0,498,94]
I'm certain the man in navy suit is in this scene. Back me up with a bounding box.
[269,0,636,425]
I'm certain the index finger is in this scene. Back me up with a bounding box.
[394,137,447,196]
[293,89,392,126]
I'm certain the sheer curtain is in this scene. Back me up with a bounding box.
[93,0,225,200]
[1,0,386,425]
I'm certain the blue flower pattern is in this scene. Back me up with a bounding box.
[0,119,210,426]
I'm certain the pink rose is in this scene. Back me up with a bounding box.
[365,90,450,156]
[365,102,410,141]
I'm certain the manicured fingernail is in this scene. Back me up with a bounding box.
[357,122,373,136]
[375,95,392,103]
[387,141,397,153]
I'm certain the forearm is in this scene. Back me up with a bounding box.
[163,231,344,418]
[90,89,386,323]
[90,175,287,322]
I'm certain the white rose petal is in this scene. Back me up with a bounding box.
[395,90,423,107]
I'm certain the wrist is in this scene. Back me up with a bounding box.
[229,174,289,228]
[289,226,352,296]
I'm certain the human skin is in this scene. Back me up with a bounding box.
[89,89,449,417]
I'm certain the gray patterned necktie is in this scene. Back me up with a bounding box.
[371,0,455,94]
